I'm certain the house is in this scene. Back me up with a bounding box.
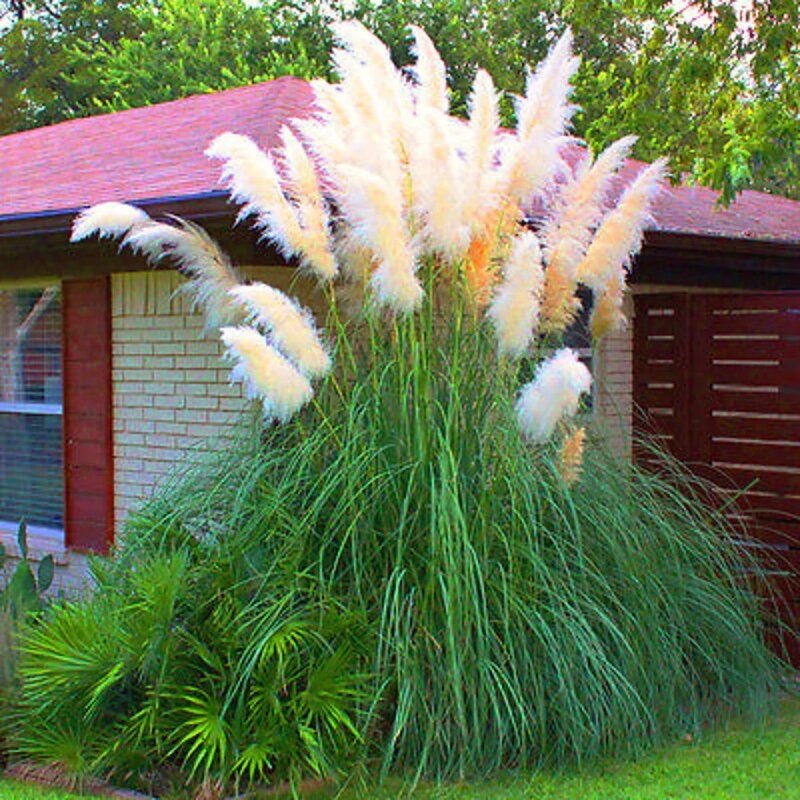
[1,76,800,594]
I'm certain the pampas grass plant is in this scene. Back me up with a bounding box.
[16,20,779,794]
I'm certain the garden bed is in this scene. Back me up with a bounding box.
[4,695,799,799]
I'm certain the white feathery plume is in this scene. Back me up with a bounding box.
[311,79,352,133]
[543,136,637,281]
[279,126,324,204]
[331,21,414,178]
[498,29,580,203]
[517,30,579,142]
[487,231,545,358]
[221,326,313,423]
[229,283,331,379]
[462,69,501,229]
[206,133,305,251]
[207,132,338,282]
[577,158,667,291]
[70,202,150,242]
[321,53,406,191]
[301,81,352,172]
[122,220,242,329]
[468,70,500,178]
[303,79,401,195]
[332,19,397,81]
[330,48,386,132]
[410,25,449,113]
[516,348,593,443]
[336,164,422,313]
[409,107,471,255]
[278,127,338,281]
[295,116,348,183]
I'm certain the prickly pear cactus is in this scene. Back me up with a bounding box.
[0,520,55,618]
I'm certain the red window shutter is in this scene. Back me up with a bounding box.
[62,276,114,552]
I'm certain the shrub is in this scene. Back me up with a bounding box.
[1,521,55,766]
[16,323,780,788]
[15,541,369,795]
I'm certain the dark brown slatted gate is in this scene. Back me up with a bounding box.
[633,292,800,663]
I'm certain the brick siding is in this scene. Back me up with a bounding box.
[111,270,251,529]
[594,293,634,456]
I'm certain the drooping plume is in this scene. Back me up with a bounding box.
[278,127,338,281]
[229,283,331,379]
[206,132,337,282]
[578,159,667,291]
[336,164,423,313]
[487,231,545,358]
[70,202,151,242]
[221,326,313,422]
[516,348,592,443]
[579,158,666,339]
[121,220,243,329]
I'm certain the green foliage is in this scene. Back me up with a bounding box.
[64,0,330,115]
[14,288,780,790]
[0,0,331,132]
[1,0,797,200]
[15,534,369,795]
[1,520,55,767]
[0,520,55,619]
[4,700,800,796]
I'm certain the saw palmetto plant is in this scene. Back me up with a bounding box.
[15,21,779,795]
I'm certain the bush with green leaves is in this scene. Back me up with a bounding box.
[15,537,369,795]
[15,317,780,791]
[1,520,55,765]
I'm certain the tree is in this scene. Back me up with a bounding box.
[0,0,150,131]
[63,0,336,114]
[1,0,797,201]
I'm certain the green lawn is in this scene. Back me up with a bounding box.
[3,696,800,799]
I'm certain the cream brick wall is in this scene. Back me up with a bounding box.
[594,293,634,456]
[111,270,251,529]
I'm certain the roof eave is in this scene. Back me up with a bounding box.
[0,191,233,240]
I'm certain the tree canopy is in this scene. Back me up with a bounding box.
[1,0,798,202]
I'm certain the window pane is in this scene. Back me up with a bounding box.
[0,287,63,532]
[0,413,63,529]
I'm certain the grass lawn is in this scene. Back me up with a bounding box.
[3,695,800,799]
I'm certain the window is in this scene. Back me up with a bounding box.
[0,286,63,536]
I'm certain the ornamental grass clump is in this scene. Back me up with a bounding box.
[16,21,780,794]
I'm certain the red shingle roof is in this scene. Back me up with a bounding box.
[1,76,799,245]
[0,77,314,219]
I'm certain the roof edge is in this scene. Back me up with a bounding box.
[0,192,232,239]
[1,195,799,260]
